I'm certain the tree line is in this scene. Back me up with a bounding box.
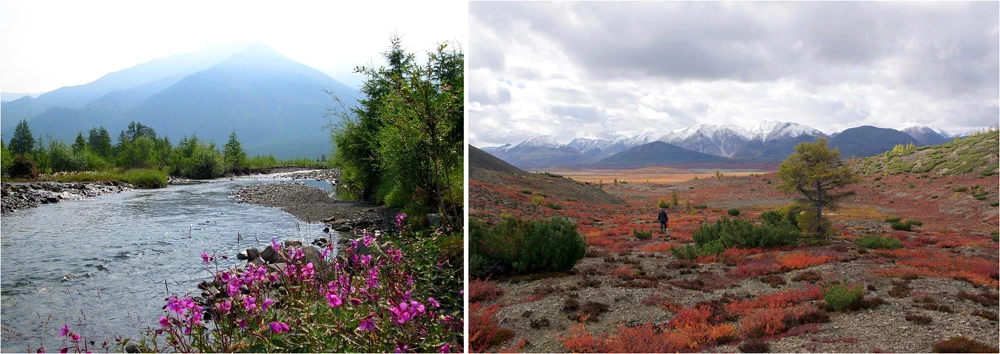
[1,120,325,179]
[329,36,464,230]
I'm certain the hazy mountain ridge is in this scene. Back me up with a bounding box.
[1,43,358,158]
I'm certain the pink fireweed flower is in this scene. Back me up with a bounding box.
[201,252,211,263]
[387,248,403,264]
[326,292,343,308]
[429,297,440,308]
[159,316,170,327]
[395,344,408,353]
[358,316,376,331]
[220,272,232,283]
[350,240,358,250]
[268,322,290,333]
[189,309,203,326]
[243,297,257,312]
[362,233,374,247]
[59,324,70,337]
[165,296,188,315]
[59,348,68,354]
[227,279,243,297]
[218,300,231,313]
[439,343,450,353]
[349,298,362,306]
[292,248,304,260]
[366,268,379,289]
[360,254,372,267]
[262,298,274,312]
[395,213,407,228]
[321,248,331,259]
[301,263,315,280]
[69,333,80,342]
[238,319,247,330]
[271,238,282,251]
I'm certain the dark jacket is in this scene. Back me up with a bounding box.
[658,209,668,223]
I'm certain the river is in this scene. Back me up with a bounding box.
[0,172,338,352]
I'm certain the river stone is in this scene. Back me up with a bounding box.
[335,224,352,232]
[237,251,248,260]
[283,240,302,248]
[125,343,139,353]
[261,246,280,264]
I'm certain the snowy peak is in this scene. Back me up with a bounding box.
[747,121,824,142]
[516,135,563,149]
[612,131,658,148]
[900,124,951,145]
[568,138,611,153]
[659,124,750,144]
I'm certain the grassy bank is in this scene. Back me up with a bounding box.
[47,169,168,189]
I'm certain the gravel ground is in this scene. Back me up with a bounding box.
[230,182,397,230]
[1,181,132,214]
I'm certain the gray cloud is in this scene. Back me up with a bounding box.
[468,2,999,146]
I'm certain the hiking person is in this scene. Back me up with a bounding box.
[658,207,669,234]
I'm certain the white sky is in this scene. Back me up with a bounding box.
[0,0,467,93]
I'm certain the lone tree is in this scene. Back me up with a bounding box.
[776,137,859,238]
[223,131,247,171]
[10,120,34,155]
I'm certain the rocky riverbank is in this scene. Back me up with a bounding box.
[1,181,132,214]
[229,182,396,231]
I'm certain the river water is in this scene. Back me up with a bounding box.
[0,173,338,352]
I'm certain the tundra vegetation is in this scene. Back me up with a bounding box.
[469,130,999,353]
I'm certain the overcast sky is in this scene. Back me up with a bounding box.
[468,2,1000,147]
[1,0,465,93]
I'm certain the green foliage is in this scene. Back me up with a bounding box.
[670,190,679,207]
[633,228,652,240]
[761,205,800,228]
[0,142,11,176]
[796,209,832,238]
[544,202,563,210]
[9,119,35,155]
[521,189,532,194]
[51,169,167,189]
[855,234,903,249]
[658,198,669,209]
[223,131,248,172]
[87,127,113,157]
[330,37,463,230]
[890,222,912,231]
[728,208,741,216]
[670,244,700,261]
[10,155,38,179]
[777,137,859,237]
[884,216,902,223]
[72,132,88,153]
[531,194,545,205]
[470,217,586,277]
[823,283,864,311]
[690,217,800,256]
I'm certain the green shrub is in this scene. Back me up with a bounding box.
[691,217,799,255]
[531,195,545,205]
[974,193,988,201]
[544,202,563,210]
[694,204,708,210]
[992,232,998,242]
[990,202,999,207]
[633,228,652,240]
[669,244,699,261]
[9,155,38,179]
[906,220,923,227]
[855,234,903,249]
[890,222,912,231]
[953,186,969,193]
[470,217,586,277]
[521,189,532,194]
[885,216,902,223]
[658,198,669,209]
[119,169,168,188]
[823,283,865,311]
[728,209,740,216]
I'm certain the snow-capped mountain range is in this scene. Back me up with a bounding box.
[480,121,959,169]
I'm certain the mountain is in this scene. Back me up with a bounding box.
[746,121,825,142]
[830,126,922,158]
[2,43,357,158]
[654,121,826,161]
[1,92,39,102]
[593,141,732,168]
[484,135,585,169]
[469,145,526,177]
[567,138,612,158]
[658,124,750,157]
[901,125,951,146]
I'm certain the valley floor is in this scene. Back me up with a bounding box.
[470,169,999,353]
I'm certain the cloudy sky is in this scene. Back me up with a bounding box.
[1,0,465,93]
[468,2,999,147]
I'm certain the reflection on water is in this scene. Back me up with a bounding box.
[0,174,338,351]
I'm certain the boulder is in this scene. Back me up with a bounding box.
[246,248,260,260]
[261,246,280,264]
[283,240,302,248]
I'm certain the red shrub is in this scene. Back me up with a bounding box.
[470,303,514,352]
[777,252,837,270]
[560,324,608,353]
[731,257,781,278]
[470,279,504,303]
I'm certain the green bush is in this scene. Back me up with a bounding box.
[855,235,903,249]
[906,220,923,227]
[823,283,864,311]
[119,169,168,188]
[728,208,740,216]
[991,202,999,207]
[691,217,799,256]
[670,244,699,261]
[521,189,532,194]
[544,202,563,210]
[658,198,669,209]
[890,222,912,231]
[470,217,586,277]
[633,228,652,240]
[884,216,902,223]
[953,186,969,193]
